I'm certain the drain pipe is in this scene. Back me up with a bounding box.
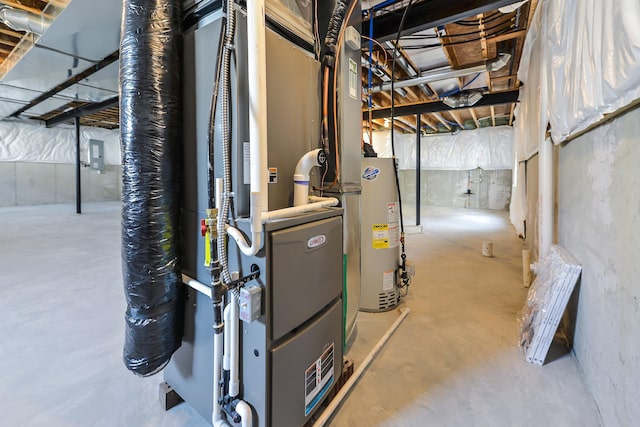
[312,308,411,427]
[294,149,326,206]
[230,0,269,258]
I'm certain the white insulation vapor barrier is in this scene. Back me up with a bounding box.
[510,0,640,236]
[370,126,514,170]
[515,0,640,160]
[0,120,121,165]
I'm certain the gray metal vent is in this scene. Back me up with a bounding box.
[378,290,398,311]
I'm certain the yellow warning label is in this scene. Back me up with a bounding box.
[372,224,389,249]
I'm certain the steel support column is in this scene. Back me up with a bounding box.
[75,116,81,214]
[415,113,421,226]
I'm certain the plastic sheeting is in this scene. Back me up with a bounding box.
[120,0,183,377]
[0,120,120,164]
[516,0,640,156]
[371,126,514,171]
[511,0,640,236]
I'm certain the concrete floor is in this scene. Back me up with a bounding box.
[0,203,601,426]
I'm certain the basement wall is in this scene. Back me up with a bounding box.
[0,162,121,207]
[399,169,512,211]
[558,107,640,427]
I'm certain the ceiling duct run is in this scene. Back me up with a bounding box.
[369,53,511,94]
[0,5,47,34]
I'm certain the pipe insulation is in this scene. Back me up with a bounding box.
[120,0,183,377]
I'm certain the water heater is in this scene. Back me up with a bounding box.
[360,157,400,312]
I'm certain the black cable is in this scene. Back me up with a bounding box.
[390,0,414,291]
[456,11,501,24]
[397,18,513,40]
[454,12,512,27]
[397,27,514,50]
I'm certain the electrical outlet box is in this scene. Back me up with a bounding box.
[239,284,262,323]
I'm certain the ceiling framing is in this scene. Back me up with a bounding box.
[362,0,538,134]
[0,0,537,133]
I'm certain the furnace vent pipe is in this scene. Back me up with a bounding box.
[294,149,325,207]
[247,0,268,248]
[228,0,267,257]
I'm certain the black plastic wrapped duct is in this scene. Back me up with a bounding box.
[120,0,183,377]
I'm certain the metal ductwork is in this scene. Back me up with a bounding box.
[369,53,511,94]
[442,90,483,108]
[0,5,46,34]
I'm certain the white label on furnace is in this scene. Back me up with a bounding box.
[383,270,395,291]
[348,58,357,100]
[243,142,250,185]
[304,343,335,416]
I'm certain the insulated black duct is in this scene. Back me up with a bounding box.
[120,0,183,377]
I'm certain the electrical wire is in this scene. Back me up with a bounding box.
[361,35,389,65]
[454,11,510,26]
[390,0,414,291]
[398,18,515,40]
[439,72,481,98]
[398,26,514,50]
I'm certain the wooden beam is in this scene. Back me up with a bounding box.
[367,0,523,42]
[432,113,452,131]
[491,74,518,84]
[0,38,17,48]
[488,29,527,44]
[1,0,47,16]
[509,103,515,126]
[0,27,23,38]
[490,105,496,127]
[470,109,481,128]
[420,116,438,131]
[449,111,465,128]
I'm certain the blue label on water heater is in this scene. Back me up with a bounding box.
[362,166,380,181]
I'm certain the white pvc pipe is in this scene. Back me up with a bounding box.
[522,249,532,288]
[312,308,411,427]
[262,197,339,222]
[229,292,240,397]
[223,303,231,371]
[247,0,268,230]
[212,333,230,427]
[538,43,553,260]
[538,137,553,259]
[226,197,339,255]
[182,274,211,297]
[235,399,253,427]
[293,149,323,207]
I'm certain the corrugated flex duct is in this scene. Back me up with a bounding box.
[120,0,183,376]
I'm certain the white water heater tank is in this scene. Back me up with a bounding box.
[360,157,400,312]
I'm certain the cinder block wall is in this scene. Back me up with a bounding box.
[558,107,640,427]
[0,163,121,207]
